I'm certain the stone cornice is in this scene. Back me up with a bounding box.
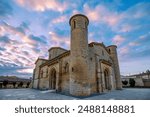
[99,59,112,66]
[48,47,68,52]
[40,51,70,68]
[35,58,48,64]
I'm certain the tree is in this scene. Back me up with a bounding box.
[122,80,128,85]
[13,82,16,88]
[3,80,8,88]
[129,78,135,87]
[26,82,30,88]
[19,82,23,88]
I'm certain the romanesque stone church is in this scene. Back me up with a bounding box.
[32,14,122,96]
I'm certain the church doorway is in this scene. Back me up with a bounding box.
[50,68,56,89]
[104,69,110,90]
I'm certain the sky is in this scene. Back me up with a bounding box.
[0,0,150,78]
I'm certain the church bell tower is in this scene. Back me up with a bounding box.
[69,14,90,96]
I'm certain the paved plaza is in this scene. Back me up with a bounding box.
[0,88,150,100]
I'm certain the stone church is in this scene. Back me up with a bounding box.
[32,14,122,96]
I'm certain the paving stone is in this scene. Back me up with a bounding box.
[0,88,149,100]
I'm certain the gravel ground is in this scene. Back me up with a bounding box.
[0,88,150,100]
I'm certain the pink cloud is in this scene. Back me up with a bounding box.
[17,68,33,74]
[0,41,39,67]
[119,47,129,55]
[84,2,149,33]
[0,26,5,36]
[0,27,46,69]
[0,43,37,68]
[15,0,68,12]
[83,4,100,22]
[129,42,140,46]
[139,32,150,40]
[122,2,150,19]
[1,22,36,46]
[72,10,81,15]
[112,35,125,45]
[49,31,70,48]
[83,4,122,26]
[51,15,67,24]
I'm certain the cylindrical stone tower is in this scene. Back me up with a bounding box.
[69,14,90,96]
[107,45,122,89]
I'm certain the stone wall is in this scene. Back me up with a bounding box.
[33,79,38,89]
[88,44,116,94]
[143,79,150,87]
[61,56,70,94]
[48,47,67,60]
[88,47,97,93]
[33,59,47,89]
[122,78,144,87]
[38,55,71,93]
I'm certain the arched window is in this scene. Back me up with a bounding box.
[73,20,76,29]
[85,21,87,28]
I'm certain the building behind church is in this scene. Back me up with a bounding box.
[32,14,122,96]
[122,70,150,87]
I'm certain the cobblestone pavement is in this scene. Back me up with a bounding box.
[0,88,150,100]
